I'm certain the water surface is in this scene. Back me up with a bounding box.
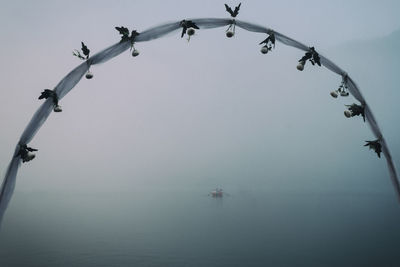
[1,188,399,267]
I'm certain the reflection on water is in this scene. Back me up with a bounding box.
[1,188,400,267]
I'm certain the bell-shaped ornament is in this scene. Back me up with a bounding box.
[260,46,269,54]
[226,31,234,38]
[24,152,36,162]
[132,49,140,57]
[331,91,338,98]
[187,28,195,36]
[296,61,305,71]
[330,91,338,98]
[53,105,62,112]
[85,71,93,79]
[344,110,352,118]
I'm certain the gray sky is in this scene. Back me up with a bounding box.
[1,0,400,193]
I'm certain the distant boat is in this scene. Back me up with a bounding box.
[210,188,224,198]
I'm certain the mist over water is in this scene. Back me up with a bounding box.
[1,187,400,267]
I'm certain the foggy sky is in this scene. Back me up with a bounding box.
[1,0,400,195]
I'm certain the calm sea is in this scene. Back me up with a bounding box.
[1,188,400,267]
